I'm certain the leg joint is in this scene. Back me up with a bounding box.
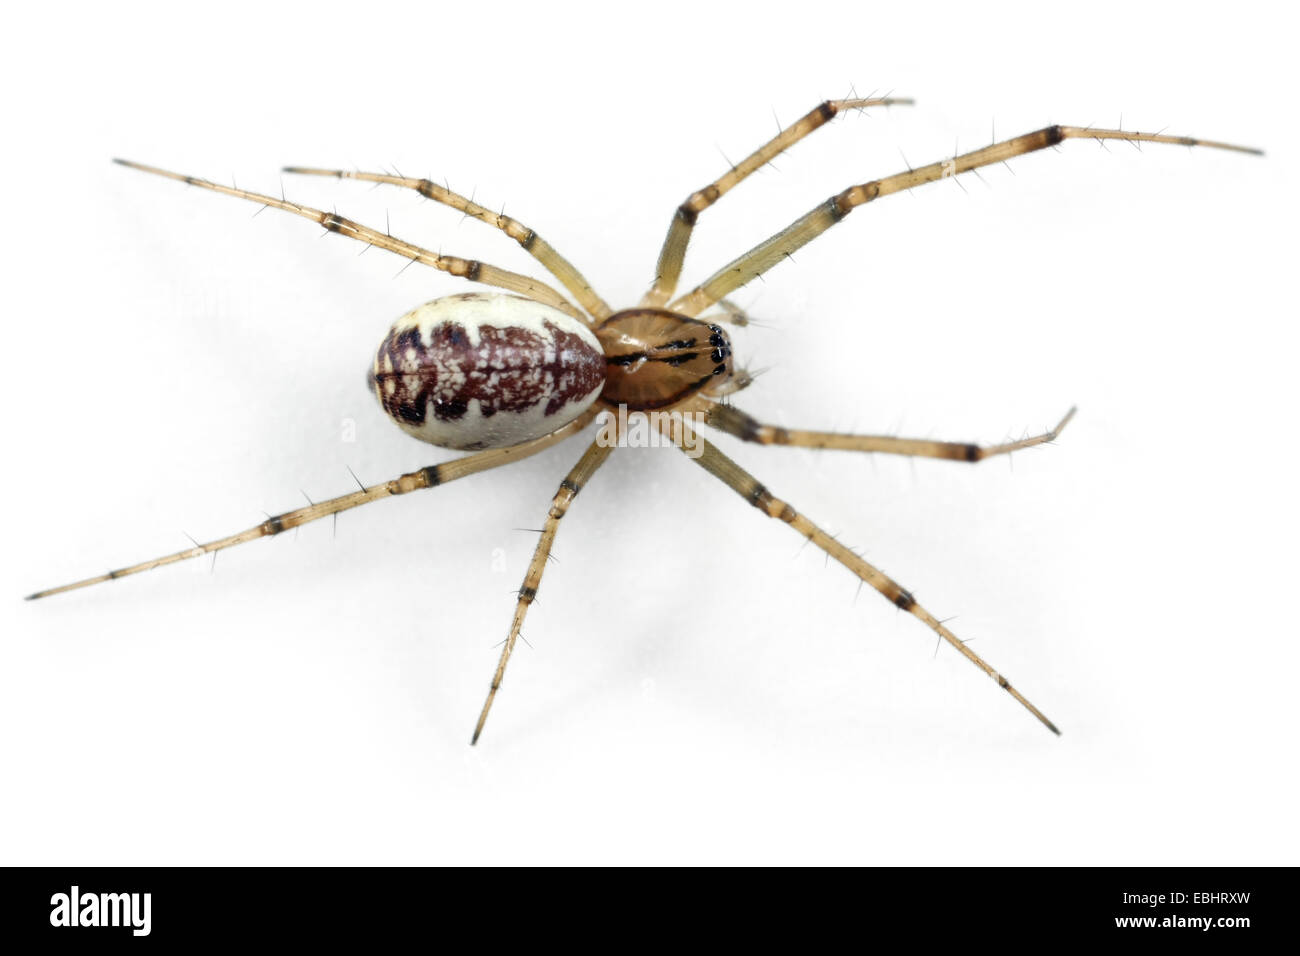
[747,483,782,516]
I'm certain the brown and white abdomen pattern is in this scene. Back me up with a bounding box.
[370,294,605,450]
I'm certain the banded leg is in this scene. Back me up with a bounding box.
[112,159,586,321]
[703,402,1076,463]
[283,167,612,321]
[26,411,597,601]
[642,96,913,307]
[472,438,615,744]
[665,418,1060,735]
[669,124,1263,316]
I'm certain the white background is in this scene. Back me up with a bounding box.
[2,0,1295,865]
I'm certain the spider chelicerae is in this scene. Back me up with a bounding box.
[28,97,1259,743]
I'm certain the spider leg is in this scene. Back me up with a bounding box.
[25,412,597,601]
[112,159,586,321]
[705,366,760,398]
[699,297,752,327]
[642,97,913,307]
[668,125,1263,316]
[283,167,612,322]
[664,417,1060,735]
[472,437,615,745]
[702,402,1076,462]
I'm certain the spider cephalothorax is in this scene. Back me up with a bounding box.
[31,97,1259,744]
[595,309,735,411]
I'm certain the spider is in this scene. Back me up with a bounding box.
[27,97,1259,744]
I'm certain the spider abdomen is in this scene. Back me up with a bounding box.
[370,293,605,450]
[595,309,734,410]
